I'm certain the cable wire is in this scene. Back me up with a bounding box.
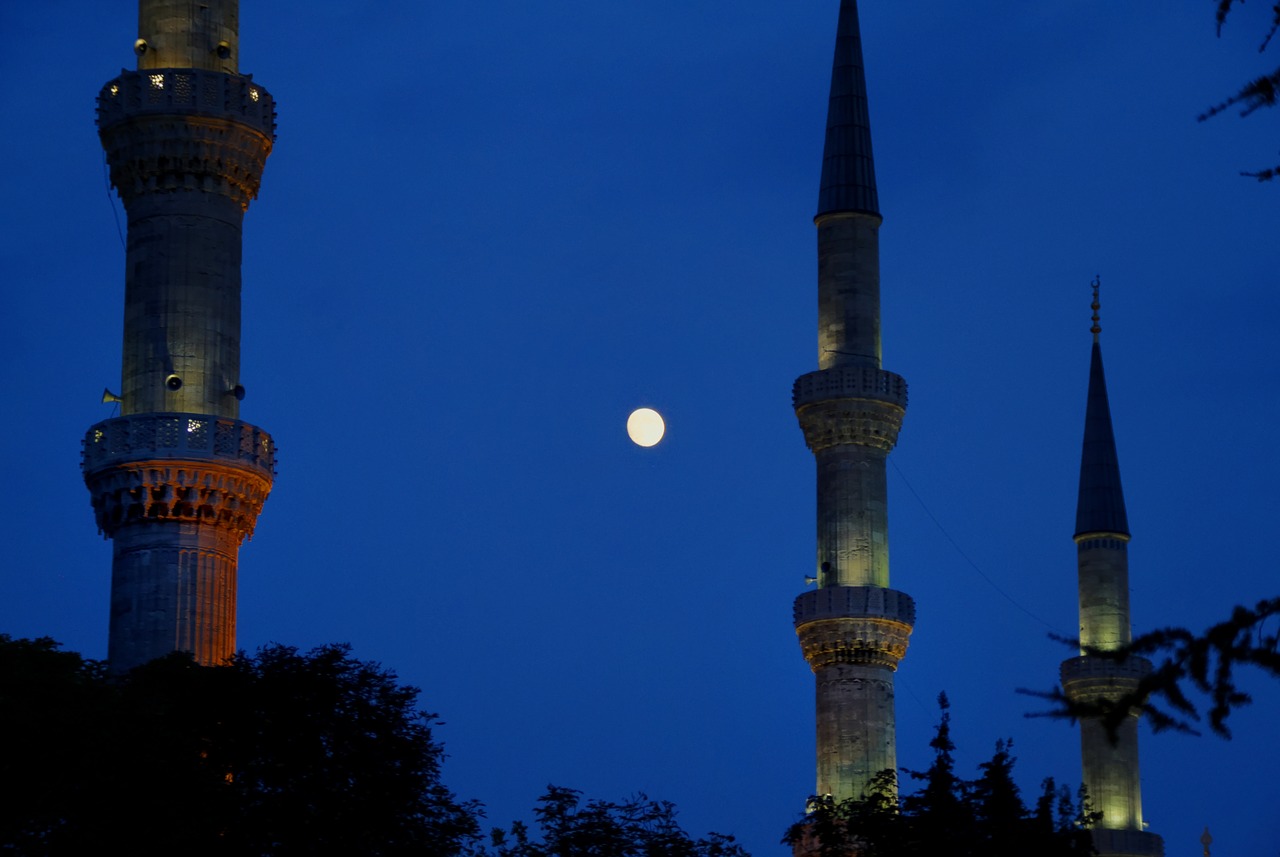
[103,153,125,251]
[890,457,1067,635]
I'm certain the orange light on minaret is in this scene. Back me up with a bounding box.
[83,0,276,671]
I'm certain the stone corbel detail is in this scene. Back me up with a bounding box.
[794,586,915,671]
[99,115,272,209]
[795,398,905,453]
[85,459,272,542]
[793,367,906,453]
[97,70,275,210]
[1059,654,1152,709]
[797,617,912,670]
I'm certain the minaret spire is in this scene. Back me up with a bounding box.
[1060,282,1163,857]
[1076,278,1129,541]
[83,0,276,671]
[792,0,914,809]
[817,0,879,218]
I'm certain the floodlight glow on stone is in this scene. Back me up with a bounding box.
[626,408,665,447]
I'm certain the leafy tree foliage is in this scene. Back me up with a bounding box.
[478,785,750,857]
[1028,597,1280,739]
[0,638,748,856]
[1202,1,1280,178]
[0,637,479,856]
[784,695,1097,857]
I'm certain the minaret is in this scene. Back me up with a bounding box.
[82,0,276,671]
[1059,281,1163,857]
[792,0,914,804]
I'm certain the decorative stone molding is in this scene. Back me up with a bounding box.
[795,397,905,453]
[85,459,271,541]
[98,69,275,208]
[1060,654,1152,708]
[84,413,275,476]
[795,587,915,671]
[83,414,274,540]
[797,617,912,670]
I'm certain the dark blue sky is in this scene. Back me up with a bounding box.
[2,2,1277,854]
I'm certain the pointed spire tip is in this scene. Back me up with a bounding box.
[1075,278,1128,538]
[816,0,880,218]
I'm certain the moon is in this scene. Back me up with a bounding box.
[626,408,665,447]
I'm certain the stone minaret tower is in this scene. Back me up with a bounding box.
[82,0,276,671]
[792,0,914,803]
[1059,282,1163,857]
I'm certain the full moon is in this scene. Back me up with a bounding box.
[626,408,665,447]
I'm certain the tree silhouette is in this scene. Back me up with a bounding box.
[0,637,750,857]
[1203,1,1280,178]
[0,637,479,856]
[1027,596,1280,739]
[478,785,749,857]
[783,698,1096,857]
[899,694,971,853]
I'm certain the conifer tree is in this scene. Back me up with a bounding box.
[784,698,1096,857]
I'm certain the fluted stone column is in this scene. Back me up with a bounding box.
[84,0,276,672]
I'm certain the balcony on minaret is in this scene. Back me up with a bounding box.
[83,413,274,542]
[97,69,275,210]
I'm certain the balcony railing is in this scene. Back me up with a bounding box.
[97,68,276,139]
[83,413,275,477]
[793,366,908,409]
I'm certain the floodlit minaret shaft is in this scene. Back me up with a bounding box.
[1059,285,1163,857]
[793,0,914,804]
[83,0,276,671]
[137,0,240,73]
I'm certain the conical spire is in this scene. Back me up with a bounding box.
[816,0,879,218]
[1075,282,1129,537]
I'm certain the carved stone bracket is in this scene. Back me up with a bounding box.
[793,367,906,453]
[795,397,905,453]
[83,414,274,540]
[1060,654,1153,708]
[85,459,271,542]
[794,586,915,671]
[98,69,275,209]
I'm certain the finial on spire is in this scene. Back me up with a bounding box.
[1090,275,1101,342]
[1075,272,1128,539]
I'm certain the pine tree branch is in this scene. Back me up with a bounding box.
[1021,598,1280,740]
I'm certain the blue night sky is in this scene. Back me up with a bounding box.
[1,2,1277,854]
